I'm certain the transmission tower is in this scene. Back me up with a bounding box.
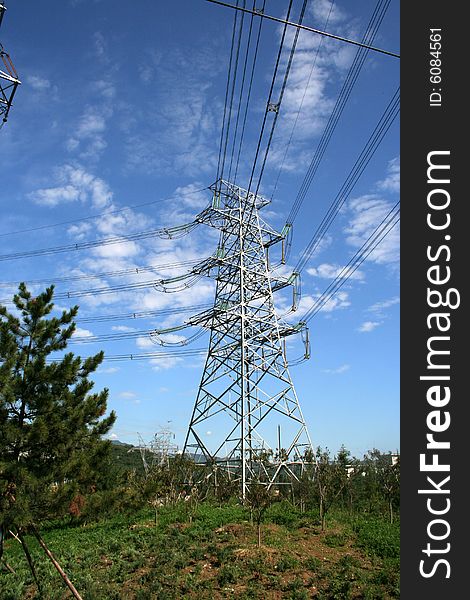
[153,180,314,496]
[0,2,21,127]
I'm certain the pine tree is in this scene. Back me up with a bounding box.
[0,283,116,590]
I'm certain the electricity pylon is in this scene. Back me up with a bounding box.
[158,180,313,497]
[0,3,21,127]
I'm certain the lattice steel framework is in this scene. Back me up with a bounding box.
[180,180,313,496]
[0,3,21,127]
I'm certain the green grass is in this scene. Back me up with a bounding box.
[0,502,400,599]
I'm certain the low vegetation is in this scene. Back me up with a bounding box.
[1,501,399,599]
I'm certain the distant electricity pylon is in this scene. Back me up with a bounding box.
[0,3,21,128]
[153,180,314,497]
[135,427,178,475]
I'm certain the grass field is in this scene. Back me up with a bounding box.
[0,502,399,599]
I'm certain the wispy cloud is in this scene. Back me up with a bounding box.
[67,103,112,161]
[307,262,364,281]
[368,296,399,317]
[26,75,51,91]
[344,195,399,265]
[29,164,113,208]
[118,391,137,399]
[97,366,120,374]
[322,363,350,375]
[265,1,358,175]
[123,47,222,177]
[358,320,381,333]
[150,355,184,371]
[377,157,400,193]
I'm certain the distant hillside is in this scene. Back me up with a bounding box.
[109,441,145,475]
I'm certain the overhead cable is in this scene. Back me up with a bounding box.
[301,201,400,322]
[283,0,392,221]
[205,0,400,58]
[0,186,209,238]
[294,86,400,275]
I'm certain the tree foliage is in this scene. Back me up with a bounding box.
[0,284,116,537]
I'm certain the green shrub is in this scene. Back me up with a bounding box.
[266,500,301,528]
[353,518,399,559]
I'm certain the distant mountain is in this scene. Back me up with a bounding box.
[109,441,145,474]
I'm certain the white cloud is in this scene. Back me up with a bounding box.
[31,185,80,206]
[311,0,347,25]
[322,363,350,375]
[92,79,116,100]
[368,296,400,316]
[97,366,120,374]
[93,31,108,60]
[111,325,137,332]
[150,355,184,371]
[344,195,400,265]
[377,157,400,193]
[153,332,187,345]
[77,109,106,138]
[307,263,364,281]
[92,240,141,259]
[72,327,94,339]
[67,222,93,239]
[27,75,51,91]
[321,290,351,312]
[136,336,155,349]
[358,321,381,333]
[66,104,112,161]
[119,391,137,399]
[277,289,350,320]
[264,2,358,176]
[123,48,222,177]
[29,164,113,208]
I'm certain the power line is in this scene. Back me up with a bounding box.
[233,0,266,182]
[0,186,209,238]
[253,0,309,198]
[0,258,200,287]
[270,0,335,201]
[46,347,208,364]
[294,86,400,275]
[1,276,210,304]
[205,0,400,58]
[301,201,400,322]
[76,304,211,325]
[0,218,200,262]
[285,0,392,227]
[216,0,241,187]
[227,0,259,181]
[219,0,246,186]
[247,0,295,195]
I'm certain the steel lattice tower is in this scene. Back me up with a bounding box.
[180,180,313,496]
[0,3,21,127]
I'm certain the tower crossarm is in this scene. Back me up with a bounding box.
[0,43,20,125]
[154,255,224,292]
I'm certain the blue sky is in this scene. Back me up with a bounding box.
[1,0,399,459]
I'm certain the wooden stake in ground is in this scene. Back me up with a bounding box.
[31,526,83,600]
[13,528,42,594]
